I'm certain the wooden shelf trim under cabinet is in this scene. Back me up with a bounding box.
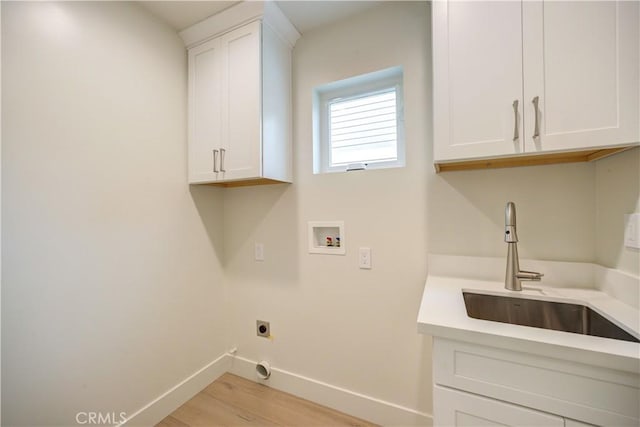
[434,145,637,173]
[202,177,290,188]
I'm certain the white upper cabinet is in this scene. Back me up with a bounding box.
[188,38,223,183]
[181,2,300,186]
[433,1,524,161]
[219,22,262,182]
[522,1,639,154]
[433,0,639,169]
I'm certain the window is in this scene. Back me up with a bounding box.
[313,67,404,173]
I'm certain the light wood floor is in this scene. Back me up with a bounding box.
[156,373,379,427]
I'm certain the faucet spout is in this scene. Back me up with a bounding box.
[505,201,518,243]
[504,202,543,291]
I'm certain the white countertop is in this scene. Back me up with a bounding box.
[417,255,640,373]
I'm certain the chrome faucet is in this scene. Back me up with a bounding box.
[505,202,543,291]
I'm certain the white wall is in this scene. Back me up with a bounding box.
[0,3,3,423]
[428,146,639,279]
[223,1,639,424]
[595,148,640,276]
[224,1,433,420]
[1,2,227,425]
[429,162,596,262]
[2,1,638,426]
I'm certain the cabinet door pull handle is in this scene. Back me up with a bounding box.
[512,100,519,142]
[532,96,540,139]
[212,149,219,173]
[220,148,226,172]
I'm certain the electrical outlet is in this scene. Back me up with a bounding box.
[359,247,372,269]
[256,320,270,338]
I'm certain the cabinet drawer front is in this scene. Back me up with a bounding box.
[435,385,564,427]
[434,338,639,426]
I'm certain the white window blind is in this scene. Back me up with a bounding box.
[329,88,398,167]
[313,66,404,173]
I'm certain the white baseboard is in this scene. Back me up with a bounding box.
[121,352,231,427]
[119,353,431,427]
[228,355,432,426]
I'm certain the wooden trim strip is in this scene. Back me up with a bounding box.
[210,178,291,188]
[435,146,636,173]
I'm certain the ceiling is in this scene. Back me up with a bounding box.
[139,1,382,34]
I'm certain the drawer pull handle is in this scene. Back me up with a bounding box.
[512,100,519,142]
[220,148,226,172]
[212,149,219,173]
[532,96,540,139]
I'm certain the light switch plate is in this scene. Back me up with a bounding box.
[255,242,265,261]
[624,214,640,249]
[359,247,372,269]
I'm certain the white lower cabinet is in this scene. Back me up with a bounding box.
[432,338,639,427]
[435,385,564,427]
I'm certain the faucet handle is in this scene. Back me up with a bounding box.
[517,270,544,281]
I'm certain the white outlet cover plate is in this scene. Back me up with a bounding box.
[255,242,265,261]
[359,247,372,269]
[624,213,640,249]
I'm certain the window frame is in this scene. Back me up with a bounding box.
[314,67,405,174]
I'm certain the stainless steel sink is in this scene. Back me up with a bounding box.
[462,292,639,343]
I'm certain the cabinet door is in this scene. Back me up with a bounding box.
[523,1,639,153]
[434,385,565,427]
[433,1,524,162]
[219,21,262,181]
[188,37,222,183]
